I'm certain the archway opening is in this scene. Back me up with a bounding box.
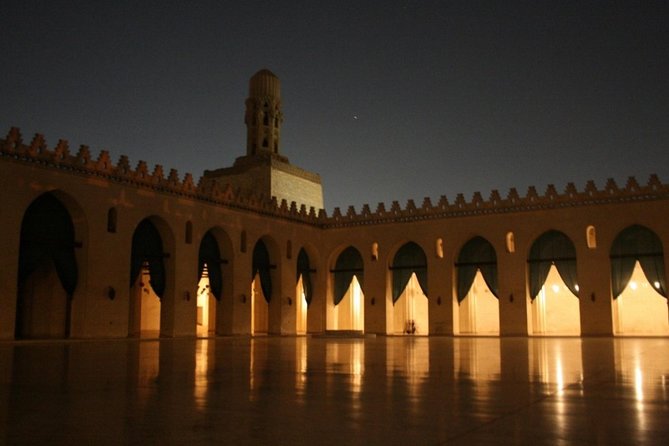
[390,242,428,334]
[196,265,216,336]
[458,271,499,335]
[455,237,499,335]
[129,219,166,338]
[16,193,78,339]
[528,230,580,335]
[198,230,226,336]
[331,246,364,331]
[296,248,313,334]
[296,276,308,334]
[251,239,272,334]
[532,265,581,335]
[611,225,668,335]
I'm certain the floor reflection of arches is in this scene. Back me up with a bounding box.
[529,338,583,387]
[458,271,499,335]
[326,341,364,394]
[194,339,211,411]
[614,262,669,335]
[393,274,428,334]
[333,276,364,331]
[528,338,583,436]
[386,338,429,413]
[454,337,500,380]
[531,265,581,335]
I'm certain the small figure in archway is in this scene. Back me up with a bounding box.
[405,319,416,334]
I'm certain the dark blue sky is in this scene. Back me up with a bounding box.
[2,1,668,210]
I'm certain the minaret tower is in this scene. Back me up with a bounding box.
[245,69,285,160]
[203,69,323,210]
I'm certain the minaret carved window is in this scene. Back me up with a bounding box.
[107,207,117,233]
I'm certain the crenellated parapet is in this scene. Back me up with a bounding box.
[322,175,669,228]
[3,128,668,229]
[0,128,321,225]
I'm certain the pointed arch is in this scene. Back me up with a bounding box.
[610,225,666,298]
[456,237,498,302]
[252,239,272,302]
[18,193,78,298]
[297,248,313,305]
[16,192,80,338]
[199,230,224,300]
[391,242,427,302]
[528,231,578,299]
[130,219,166,298]
[332,246,364,305]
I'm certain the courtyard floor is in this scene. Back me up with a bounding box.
[1,335,668,445]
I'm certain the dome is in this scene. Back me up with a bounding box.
[249,69,280,98]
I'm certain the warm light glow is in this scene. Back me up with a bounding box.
[393,273,429,335]
[458,270,500,335]
[635,366,644,402]
[556,358,564,395]
[194,340,210,411]
[326,342,364,394]
[136,265,161,337]
[615,262,669,335]
[532,265,580,335]
[251,274,269,334]
[295,337,308,402]
[333,276,364,331]
[296,275,308,334]
[196,265,212,336]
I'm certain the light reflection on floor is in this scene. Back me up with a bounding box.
[1,337,669,445]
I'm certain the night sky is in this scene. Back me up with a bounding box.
[2,1,668,211]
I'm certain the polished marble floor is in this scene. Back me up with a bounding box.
[1,336,668,445]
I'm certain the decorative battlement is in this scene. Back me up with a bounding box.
[324,175,669,228]
[2,128,668,229]
[0,128,322,225]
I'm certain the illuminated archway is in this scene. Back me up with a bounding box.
[330,246,364,331]
[455,237,499,335]
[610,225,668,335]
[16,193,79,338]
[251,238,276,334]
[197,230,228,336]
[390,242,428,334]
[129,218,169,338]
[528,231,580,335]
[295,248,314,334]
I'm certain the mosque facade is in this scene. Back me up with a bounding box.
[1,70,668,340]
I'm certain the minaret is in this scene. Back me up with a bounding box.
[203,69,323,210]
[245,69,284,159]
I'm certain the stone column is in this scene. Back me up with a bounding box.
[428,254,453,335]
[497,244,530,336]
[577,243,614,335]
